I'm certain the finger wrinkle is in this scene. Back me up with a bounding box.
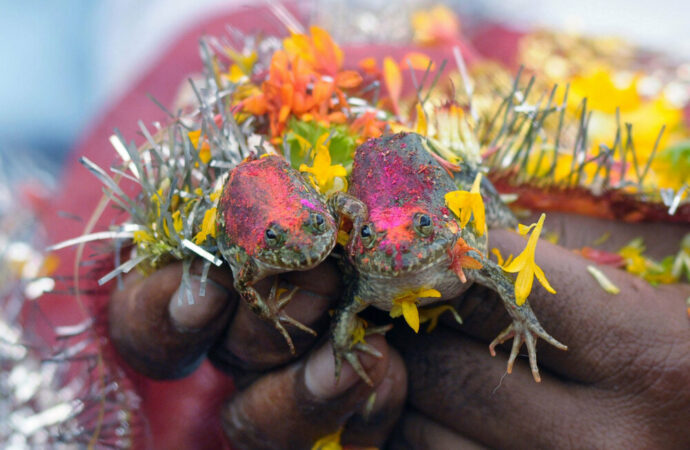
[397,327,613,448]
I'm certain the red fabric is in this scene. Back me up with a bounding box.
[469,23,525,69]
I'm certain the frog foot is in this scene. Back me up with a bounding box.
[488,320,567,383]
[267,281,317,354]
[333,321,392,387]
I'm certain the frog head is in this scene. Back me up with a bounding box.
[217,155,337,270]
[347,133,462,276]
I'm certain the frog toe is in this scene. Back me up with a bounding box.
[278,313,317,336]
[342,349,374,386]
[353,342,383,358]
[489,320,566,383]
[271,320,297,355]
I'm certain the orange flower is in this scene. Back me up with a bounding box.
[243,27,362,139]
[351,111,387,144]
[448,237,483,283]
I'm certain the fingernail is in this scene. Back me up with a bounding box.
[365,373,393,417]
[304,340,380,400]
[169,276,229,331]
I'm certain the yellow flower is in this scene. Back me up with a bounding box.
[618,238,648,276]
[187,129,212,164]
[133,229,155,244]
[444,173,486,236]
[415,102,428,136]
[298,133,348,194]
[193,207,217,244]
[502,213,556,306]
[224,49,257,83]
[162,210,184,239]
[312,427,343,450]
[569,66,640,114]
[390,288,442,333]
[336,229,350,247]
[350,317,369,347]
[491,247,513,267]
[411,4,460,46]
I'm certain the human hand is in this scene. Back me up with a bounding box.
[388,213,690,448]
[108,260,406,449]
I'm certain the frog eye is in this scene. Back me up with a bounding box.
[360,224,376,248]
[309,212,326,233]
[414,213,433,237]
[264,226,283,247]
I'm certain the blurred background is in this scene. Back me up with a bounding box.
[1,0,689,189]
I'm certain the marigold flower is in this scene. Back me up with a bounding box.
[390,288,441,333]
[244,27,361,139]
[502,213,556,306]
[444,172,486,236]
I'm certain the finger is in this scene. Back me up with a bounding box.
[209,259,342,377]
[341,347,407,447]
[455,229,690,384]
[388,411,485,450]
[221,335,406,450]
[390,326,619,449]
[534,211,689,258]
[109,261,236,379]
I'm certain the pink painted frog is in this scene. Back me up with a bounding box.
[331,132,566,384]
[216,155,338,353]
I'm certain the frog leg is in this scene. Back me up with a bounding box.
[235,260,315,354]
[269,279,317,336]
[328,192,368,253]
[469,258,567,382]
[331,288,388,386]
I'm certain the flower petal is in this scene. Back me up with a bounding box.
[534,262,557,294]
[334,70,362,88]
[401,52,436,71]
[401,300,420,333]
[417,288,442,299]
[471,195,486,237]
[502,249,528,272]
[586,265,620,295]
[513,263,534,306]
[383,57,402,114]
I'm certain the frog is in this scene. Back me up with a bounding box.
[330,132,566,384]
[216,154,338,353]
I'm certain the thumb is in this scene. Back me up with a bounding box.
[221,335,406,449]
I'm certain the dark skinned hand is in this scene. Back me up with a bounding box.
[389,212,690,449]
[109,212,689,449]
[109,258,406,449]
